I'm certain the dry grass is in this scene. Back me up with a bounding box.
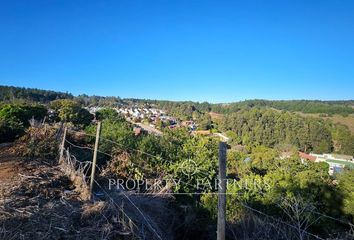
[209,112,224,121]
[0,142,139,240]
[295,112,354,134]
[326,115,354,133]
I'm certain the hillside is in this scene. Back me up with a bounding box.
[0,144,121,239]
[0,138,178,240]
[1,85,354,239]
[296,112,354,134]
[0,85,73,103]
[2,85,354,116]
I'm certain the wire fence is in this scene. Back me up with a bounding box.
[59,127,165,239]
[59,126,353,240]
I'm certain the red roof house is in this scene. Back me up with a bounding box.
[299,152,317,161]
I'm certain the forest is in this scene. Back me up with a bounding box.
[1,85,354,239]
[221,108,354,156]
[1,85,354,156]
[2,85,354,116]
[139,99,354,117]
[0,85,73,103]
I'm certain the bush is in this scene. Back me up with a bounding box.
[0,104,47,126]
[0,118,24,142]
[96,108,124,121]
[50,99,93,127]
[17,126,59,163]
[338,170,354,218]
[0,103,47,142]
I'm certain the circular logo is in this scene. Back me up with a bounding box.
[180,159,198,178]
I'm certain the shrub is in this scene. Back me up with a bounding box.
[17,126,59,163]
[50,99,93,127]
[95,108,124,121]
[0,103,47,142]
[0,118,24,142]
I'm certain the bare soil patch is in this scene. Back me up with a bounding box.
[295,112,354,134]
[0,144,135,240]
[209,112,224,121]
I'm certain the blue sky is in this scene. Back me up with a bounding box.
[0,0,353,103]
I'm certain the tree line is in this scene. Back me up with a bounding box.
[82,109,354,238]
[220,108,354,155]
[211,99,354,116]
[0,85,73,103]
[2,85,353,116]
[1,100,353,238]
[137,99,354,117]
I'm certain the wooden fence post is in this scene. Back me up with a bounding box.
[59,126,67,162]
[90,121,102,200]
[217,141,227,240]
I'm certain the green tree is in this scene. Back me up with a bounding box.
[202,154,342,232]
[0,103,47,142]
[331,124,354,155]
[0,104,47,126]
[50,99,93,126]
[86,118,136,154]
[96,108,124,121]
[170,136,218,193]
[198,114,212,130]
[338,170,354,217]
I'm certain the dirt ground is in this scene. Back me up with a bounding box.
[0,144,23,197]
[0,144,136,240]
[0,144,20,179]
[0,158,19,185]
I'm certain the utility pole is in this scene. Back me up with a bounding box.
[59,126,67,162]
[217,141,227,240]
[90,121,102,200]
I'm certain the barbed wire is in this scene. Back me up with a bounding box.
[64,136,218,197]
[64,127,354,234]
[310,210,354,227]
[239,202,325,240]
[65,138,166,177]
[93,179,163,240]
[65,139,112,158]
[244,184,354,228]
[92,180,141,237]
[67,129,214,179]
[65,137,182,194]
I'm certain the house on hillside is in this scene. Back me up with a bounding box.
[299,152,354,175]
[310,153,353,162]
[299,152,317,163]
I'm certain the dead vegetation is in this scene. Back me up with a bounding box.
[296,112,354,134]
[0,127,181,239]
[0,132,139,239]
[0,152,135,239]
[4,126,351,239]
[16,126,59,162]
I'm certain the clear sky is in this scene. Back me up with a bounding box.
[0,0,353,103]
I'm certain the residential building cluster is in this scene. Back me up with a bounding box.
[86,106,103,115]
[116,106,177,127]
[85,105,229,141]
[299,152,354,175]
